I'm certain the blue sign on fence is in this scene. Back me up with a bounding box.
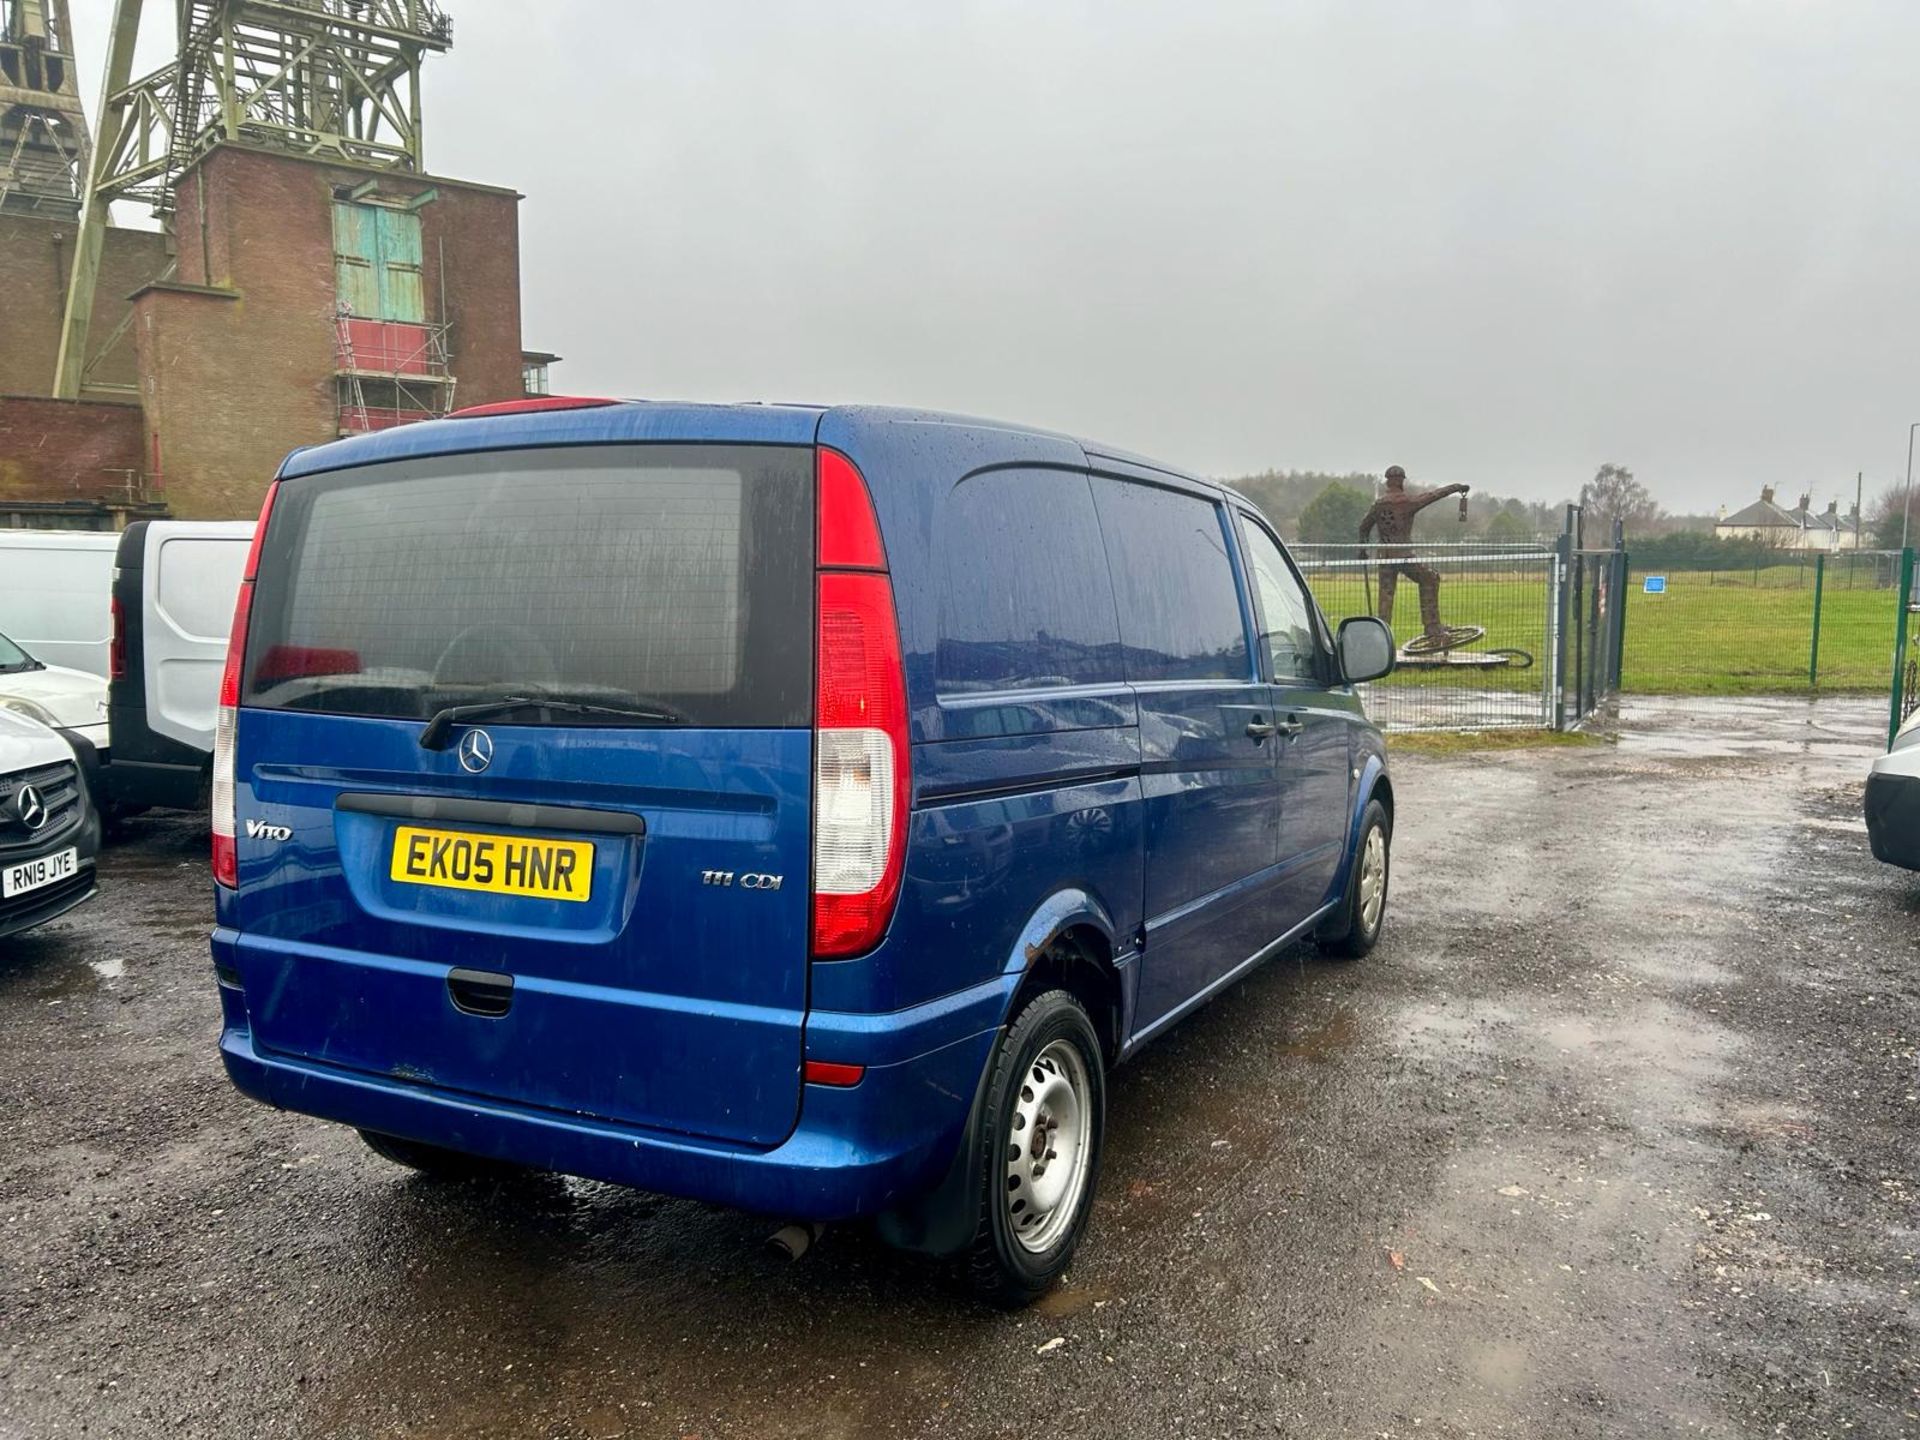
[1643,575,1668,595]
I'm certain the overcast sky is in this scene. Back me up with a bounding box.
[65,1,1920,511]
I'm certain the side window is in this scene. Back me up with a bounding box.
[1238,516,1320,683]
[1090,478,1250,683]
[936,468,1123,694]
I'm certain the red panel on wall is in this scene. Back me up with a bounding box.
[339,318,437,376]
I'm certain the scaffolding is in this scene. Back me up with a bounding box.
[56,0,453,397]
[0,0,89,216]
[332,304,454,433]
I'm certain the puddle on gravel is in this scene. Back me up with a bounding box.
[1278,1006,1359,1061]
[1608,696,1882,772]
[1031,1277,1114,1318]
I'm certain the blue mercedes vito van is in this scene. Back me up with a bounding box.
[210,400,1397,1303]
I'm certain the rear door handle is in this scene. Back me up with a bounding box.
[1245,717,1277,741]
[447,967,514,1018]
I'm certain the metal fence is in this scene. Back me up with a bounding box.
[1621,549,1905,696]
[1293,515,1911,732]
[1559,511,1628,728]
[1887,551,1920,744]
[1293,541,1563,731]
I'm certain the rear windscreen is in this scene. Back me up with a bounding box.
[242,444,814,728]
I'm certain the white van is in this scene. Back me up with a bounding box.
[0,530,120,678]
[107,520,255,809]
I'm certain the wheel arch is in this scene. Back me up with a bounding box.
[875,887,1125,1259]
[998,887,1126,1065]
[1369,770,1395,831]
[1330,753,1393,902]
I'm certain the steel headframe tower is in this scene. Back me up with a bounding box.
[0,0,91,216]
[54,0,452,397]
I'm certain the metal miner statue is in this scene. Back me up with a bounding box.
[1357,465,1470,646]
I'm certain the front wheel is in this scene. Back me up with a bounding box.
[964,989,1106,1306]
[1321,798,1390,959]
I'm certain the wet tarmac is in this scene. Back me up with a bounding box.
[2,696,1916,1438]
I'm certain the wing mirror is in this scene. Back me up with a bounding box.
[1336,616,1395,685]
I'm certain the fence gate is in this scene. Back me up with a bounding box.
[1557,507,1628,729]
[1890,550,1920,745]
[1293,541,1561,732]
[1292,510,1624,734]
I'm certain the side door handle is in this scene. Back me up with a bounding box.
[1245,717,1277,741]
[1273,715,1305,738]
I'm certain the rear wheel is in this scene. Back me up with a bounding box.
[964,989,1105,1306]
[358,1130,530,1181]
[1321,798,1390,959]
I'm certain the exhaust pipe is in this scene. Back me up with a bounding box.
[767,1221,826,1261]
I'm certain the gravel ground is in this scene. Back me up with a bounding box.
[1,695,1915,1439]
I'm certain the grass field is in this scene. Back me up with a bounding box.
[1621,571,1898,695]
[1388,728,1608,755]
[1302,568,1552,699]
[1298,562,1904,704]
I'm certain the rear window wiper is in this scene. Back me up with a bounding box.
[418,694,684,750]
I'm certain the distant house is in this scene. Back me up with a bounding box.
[1798,498,1862,551]
[1833,501,1864,551]
[1713,487,1859,551]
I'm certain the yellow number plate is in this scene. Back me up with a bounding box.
[389,825,594,903]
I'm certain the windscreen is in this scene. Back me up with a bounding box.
[0,633,33,671]
[242,444,814,728]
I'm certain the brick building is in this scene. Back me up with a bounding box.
[0,140,531,523]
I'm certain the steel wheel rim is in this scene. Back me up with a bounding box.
[1003,1038,1093,1254]
[1358,827,1387,933]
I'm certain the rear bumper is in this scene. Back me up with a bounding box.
[104,701,209,810]
[212,935,1009,1220]
[102,756,206,811]
[1866,770,1920,870]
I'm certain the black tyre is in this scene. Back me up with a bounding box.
[964,989,1106,1306]
[1321,798,1390,959]
[358,1129,529,1181]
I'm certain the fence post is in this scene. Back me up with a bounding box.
[1544,552,1560,727]
[1809,551,1826,686]
[1891,548,1915,748]
[1611,551,1627,693]
[1554,516,1574,730]
[1610,520,1627,694]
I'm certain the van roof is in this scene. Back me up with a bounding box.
[278,400,827,479]
[0,529,122,550]
[275,398,1216,494]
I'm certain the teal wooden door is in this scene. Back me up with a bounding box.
[332,201,424,321]
[332,201,379,317]
[374,207,424,322]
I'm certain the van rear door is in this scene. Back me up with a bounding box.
[142,523,254,751]
[229,444,816,1148]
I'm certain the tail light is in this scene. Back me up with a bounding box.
[212,483,278,888]
[811,449,907,958]
[108,597,126,682]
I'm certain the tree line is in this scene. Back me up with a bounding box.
[1226,468,1595,544]
[1225,461,1826,556]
